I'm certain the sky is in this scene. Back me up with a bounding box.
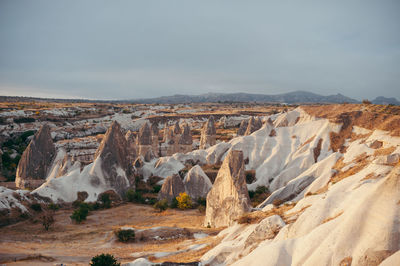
[0,1,399,100]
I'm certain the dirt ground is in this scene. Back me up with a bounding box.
[0,203,221,265]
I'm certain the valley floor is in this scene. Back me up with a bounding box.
[0,204,220,265]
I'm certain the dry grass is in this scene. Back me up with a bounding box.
[237,202,297,225]
[321,211,344,224]
[361,173,381,181]
[373,146,396,156]
[339,256,352,266]
[300,135,316,149]
[313,138,323,163]
[331,154,370,184]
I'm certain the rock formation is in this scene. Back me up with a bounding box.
[237,119,249,136]
[138,122,152,157]
[151,122,159,157]
[183,165,212,200]
[244,116,263,136]
[125,130,137,162]
[200,116,216,149]
[178,123,193,154]
[158,174,185,202]
[15,124,56,189]
[204,150,251,228]
[92,121,134,195]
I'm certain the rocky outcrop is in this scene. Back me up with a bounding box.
[125,130,137,161]
[151,123,159,157]
[204,150,251,228]
[138,123,152,157]
[244,116,263,136]
[92,121,134,196]
[178,123,193,154]
[200,116,216,149]
[237,119,249,136]
[15,124,56,189]
[158,174,185,202]
[183,165,212,200]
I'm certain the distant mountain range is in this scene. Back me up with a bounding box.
[130,91,360,104]
[371,96,400,105]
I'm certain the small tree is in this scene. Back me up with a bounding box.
[125,189,144,203]
[100,193,111,209]
[90,253,120,266]
[70,207,89,223]
[176,192,192,210]
[114,229,135,242]
[153,199,168,212]
[41,212,55,231]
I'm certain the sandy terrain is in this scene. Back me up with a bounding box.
[0,203,220,265]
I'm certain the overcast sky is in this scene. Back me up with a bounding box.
[0,1,399,100]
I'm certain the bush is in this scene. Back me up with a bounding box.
[30,203,42,212]
[70,207,89,223]
[125,189,144,203]
[100,193,111,209]
[41,212,55,231]
[198,205,206,214]
[114,229,135,242]
[153,199,168,212]
[13,117,35,123]
[197,197,206,207]
[152,184,162,193]
[170,198,179,209]
[90,253,120,266]
[48,203,59,211]
[176,192,192,210]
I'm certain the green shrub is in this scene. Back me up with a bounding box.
[197,197,206,207]
[255,186,268,194]
[153,199,168,212]
[125,189,144,203]
[176,192,192,210]
[100,194,111,209]
[30,203,42,212]
[90,253,120,266]
[48,203,59,211]
[114,229,135,242]
[70,207,89,223]
[170,198,178,209]
[41,212,55,231]
[152,184,162,193]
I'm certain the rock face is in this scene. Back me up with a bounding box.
[178,123,193,154]
[125,130,137,162]
[200,116,216,149]
[93,121,134,195]
[183,165,212,200]
[158,174,185,202]
[138,123,152,157]
[204,150,251,228]
[151,123,159,157]
[237,119,249,136]
[15,124,56,189]
[244,116,263,136]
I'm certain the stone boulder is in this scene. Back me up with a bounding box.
[204,150,251,228]
[200,116,216,149]
[183,165,212,200]
[93,121,134,196]
[158,174,185,202]
[15,124,56,189]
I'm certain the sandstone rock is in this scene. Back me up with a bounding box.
[151,122,159,157]
[204,150,251,228]
[158,174,185,202]
[76,191,89,202]
[369,140,383,149]
[125,130,137,160]
[138,123,152,157]
[178,123,193,153]
[173,121,182,135]
[245,215,285,247]
[183,165,212,200]
[97,189,122,203]
[93,121,134,196]
[200,116,216,149]
[15,124,56,189]
[144,149,155,162]
[237,119,249,136]
[244,116,262,136]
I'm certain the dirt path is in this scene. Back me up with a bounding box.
[0,203,221,265]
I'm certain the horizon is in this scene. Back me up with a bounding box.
[1,1,399,100]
